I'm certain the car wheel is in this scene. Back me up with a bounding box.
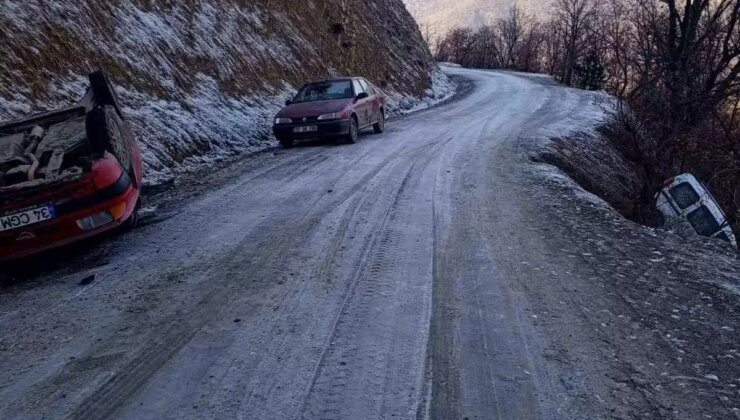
[105,107,132,172]
[280,138,295,148]
[87,105,133,177]
[89,70,123,117]
[347,117,359,144]
[373,111,385,134]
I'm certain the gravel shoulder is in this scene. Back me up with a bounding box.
[435,139,740,419]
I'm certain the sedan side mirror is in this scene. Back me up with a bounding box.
[356,92,369,100]
[285,100,292,106]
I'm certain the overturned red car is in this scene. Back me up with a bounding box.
[0,71,143,262]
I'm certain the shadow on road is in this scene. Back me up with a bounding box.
[0,234,116,287]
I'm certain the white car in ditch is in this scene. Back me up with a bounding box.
[656,173,737,248]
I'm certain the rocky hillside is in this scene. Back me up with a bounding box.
[0,0,452,184]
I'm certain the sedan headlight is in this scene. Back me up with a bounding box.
[317,113,341,121]
[275,117,291,124]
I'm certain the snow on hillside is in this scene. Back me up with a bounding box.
[0,0,452,185]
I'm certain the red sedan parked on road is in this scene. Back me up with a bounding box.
[0,71,143,262]
[273,77,386,148]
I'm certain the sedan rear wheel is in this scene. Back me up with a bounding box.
[346,117,359,144]
[373,111,385,134]
[280,138,295,148]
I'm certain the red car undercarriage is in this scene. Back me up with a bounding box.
[0,71,143,262]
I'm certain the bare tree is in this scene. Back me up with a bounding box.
[631,0,740,132]
[434,5,545,72]
[474,25,503,68]
[596,0,634,96]
[498,6,526,68]
[518,19,547,73]
[435,27,476,64]
[551,0,599,85]
[421,24,439,55]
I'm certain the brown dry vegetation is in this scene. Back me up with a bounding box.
[0,0,435,112]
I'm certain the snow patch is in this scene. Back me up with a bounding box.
[534,163,612,210]
[537,90,615,139]
[385,68,456,116]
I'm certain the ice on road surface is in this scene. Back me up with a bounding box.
[0,67,737,420]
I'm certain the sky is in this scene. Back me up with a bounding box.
[403,0,544,36]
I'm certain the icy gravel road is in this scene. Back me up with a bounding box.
[1,67,738,420]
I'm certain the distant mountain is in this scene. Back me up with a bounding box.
[404,0,545,35]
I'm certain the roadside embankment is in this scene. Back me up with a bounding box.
[0,0,453,185]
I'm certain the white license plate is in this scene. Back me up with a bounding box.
[293,125,318,133]
[0,204,56,232]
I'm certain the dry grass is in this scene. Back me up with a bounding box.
[0,0,436,113]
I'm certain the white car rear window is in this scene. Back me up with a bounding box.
[669,182,700,209]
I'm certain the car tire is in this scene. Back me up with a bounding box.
[89,70,123,118]
[280,138,295,148]
[346,117,359,144]
[373,111,385,134]
[87,105,133,176]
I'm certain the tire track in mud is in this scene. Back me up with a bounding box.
[218,132,457,419]
[59,219,322,420]
[64,166,400,420]
[299,164,417,418]
[3,129,455,419]
[310,133,451,285]
[0,160,348,417]
[419,90,562,420]
[2,148,345,418]
[299,135,455,420]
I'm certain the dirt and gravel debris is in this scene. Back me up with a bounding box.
[513,152,740,418]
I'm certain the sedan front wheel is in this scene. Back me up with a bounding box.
[346,118,359,144]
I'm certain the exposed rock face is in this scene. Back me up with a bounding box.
[0,0,448,183]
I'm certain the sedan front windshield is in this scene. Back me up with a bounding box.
[293,81,353,103]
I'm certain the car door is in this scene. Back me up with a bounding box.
[359,79,379,124]
[352,79,370,127]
